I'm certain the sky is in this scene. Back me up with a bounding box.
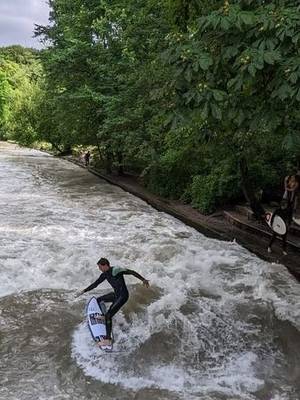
[0,0,50,49]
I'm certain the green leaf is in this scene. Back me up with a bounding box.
[274,83,293,100]
[212,16,221,30]
[201,102,209,119]
[264,52,275,65]
[264,51,281,65]
[235,110,244,127]
[220,17,231,31]
[212,90,225,102]
[211,103,222,120]
[223,46,239,60]
[192,62,199,72]
[282,133,296,151]
[227,79,236,89]
[239,12,255,26]
[289,72,298,84]
[248,65,256,77]
[199,54,213,71]
[183,89,196,105]
[184,66,192,83]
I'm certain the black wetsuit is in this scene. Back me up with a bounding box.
[268,206,293,252]
[83,267,145,339]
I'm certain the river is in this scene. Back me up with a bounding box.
[0,142,299,400]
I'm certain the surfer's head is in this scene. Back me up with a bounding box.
[97,258,110,272]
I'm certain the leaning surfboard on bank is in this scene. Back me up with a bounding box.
[292,210,300,227]
[86,297,113,352]
[265,211,287,236]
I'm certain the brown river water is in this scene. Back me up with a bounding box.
[0,142,299,400]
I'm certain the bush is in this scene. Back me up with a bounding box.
[143,149,196,198]
[143,161,190,198]
[191,160,240,214]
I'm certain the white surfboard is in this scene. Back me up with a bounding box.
[292,215,300,226]
[265,212,287,236]
[86,297,113,352]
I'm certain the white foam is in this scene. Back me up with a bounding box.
[72,322,264,397]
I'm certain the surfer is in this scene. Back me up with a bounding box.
[267,207,290,255]
[76,258,149,346]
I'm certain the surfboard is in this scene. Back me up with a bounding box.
[265,212,287,236]
[86,297,113,352]
[292,212,300,226]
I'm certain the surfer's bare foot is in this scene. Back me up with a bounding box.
[98,338,112,347]
[282,251,287,256]
[267,247,272,253]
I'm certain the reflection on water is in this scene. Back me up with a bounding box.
[0,142,300,400]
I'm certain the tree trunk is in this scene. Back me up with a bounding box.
[176,0,189,33]
[239,157,265,219]
[61,144,72,156]
[117,151,124,176]
[94,133,103,163]
[105,151,112,174]
[51,142,63,154]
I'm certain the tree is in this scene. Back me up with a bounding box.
[0,47,43,144]
[164,1,300,214]
[35,0,173,167]
[0,69,11,138]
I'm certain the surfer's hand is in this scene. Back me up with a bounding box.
[143,279,150,288]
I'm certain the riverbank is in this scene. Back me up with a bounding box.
[63,155,300,282]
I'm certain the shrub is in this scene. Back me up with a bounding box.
[191,160,240,214]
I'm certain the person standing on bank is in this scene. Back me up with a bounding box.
[76,258,150,346]
[84,151,90,166]
[267,173,299,255]
[283,173,299,215]
[267,208,289,255]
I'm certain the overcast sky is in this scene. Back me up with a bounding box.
[0,0,50,49]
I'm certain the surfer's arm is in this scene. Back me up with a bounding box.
[123,269,150,287]
[78,274,106,296]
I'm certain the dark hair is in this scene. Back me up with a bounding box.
[97,258,110,266]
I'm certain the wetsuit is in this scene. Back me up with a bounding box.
[83,267,145,339]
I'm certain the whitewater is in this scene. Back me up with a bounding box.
[0,142,299,400]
